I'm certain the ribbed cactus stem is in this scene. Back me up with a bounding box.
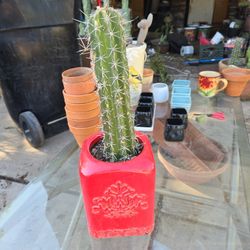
[82,0,91,16]
[229,38,244,66]
[122,0,131,38]
[88,7,136,161]
[246,47,250,69]
[103,0,109,6]
[79,0,91,37]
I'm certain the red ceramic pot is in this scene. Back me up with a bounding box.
[79,132,155,238]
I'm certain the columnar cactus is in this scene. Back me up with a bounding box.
[79,0,92,37]
[122,0,132,38]
[82,0,91,16]
[229,37,244,66]
[246,46,250,68]
[87,7,137,162]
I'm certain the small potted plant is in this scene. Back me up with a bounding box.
[79,6,155,238]
[158,34,169,53]
[151,13,173,53]
[218,37,245,73]
[221,38,250,96]
[149,52,169,83]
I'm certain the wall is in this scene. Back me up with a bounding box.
[187,0,215,24]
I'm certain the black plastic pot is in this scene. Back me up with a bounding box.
[140,92,154,99]
[171,108,188,128]
[0,0,80,147]
[138,98,154,116]
[135,92,155,128]
[164,118,185,141]
[134,106,153,128]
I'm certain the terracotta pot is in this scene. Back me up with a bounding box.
[218,58,238,73]
[63,90,99,104]
[154,120,228,184]
[142,68,154,92]
[218,59,227,73]
[65,107,100,120]
[69,123,100,135]
[79,132,155,238]
[67,115,100,128]
[73,134,89,147]
[69,124,100,147]
[158,146,228,184]
[66,99,99,112]
[62,67,96,95]
[222,68,250,96]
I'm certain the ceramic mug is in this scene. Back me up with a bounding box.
[152,83,169,103]
[180,46,194,56]
[198,71,228,97]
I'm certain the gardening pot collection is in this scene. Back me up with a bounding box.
[79,132,155,238]
[62,67,101,147]
[222,68,250,97]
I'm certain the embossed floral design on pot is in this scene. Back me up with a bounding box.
[92,181,149,218]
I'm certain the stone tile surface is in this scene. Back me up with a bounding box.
[0,94,75,209]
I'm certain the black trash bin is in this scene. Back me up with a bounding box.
[0,0,80,147]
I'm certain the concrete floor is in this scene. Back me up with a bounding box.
[1,57,250,211]
[0,92,74,210]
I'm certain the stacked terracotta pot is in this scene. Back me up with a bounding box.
[62,67,101,147]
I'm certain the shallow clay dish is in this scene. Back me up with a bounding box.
[154,120,228,184]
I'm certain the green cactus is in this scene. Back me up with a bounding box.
[122,0,131,39]
[229,38,244,66]
[103,0,110,6]
[87,7,137,162]
[79,0,92,37]
[82,0,91,16]
[246,47,250,69]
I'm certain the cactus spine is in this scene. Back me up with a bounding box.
[88,7,136,162]
[229,38,244,66]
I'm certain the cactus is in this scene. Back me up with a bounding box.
[229,38,244,66]
[246,46,250,68]
[87,7,137,162]
[82,0,91,16]
[122,0,131,39]
[79,0,92,37]
[103,0,109,6]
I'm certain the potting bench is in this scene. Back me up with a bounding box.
[0,91,250,249]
